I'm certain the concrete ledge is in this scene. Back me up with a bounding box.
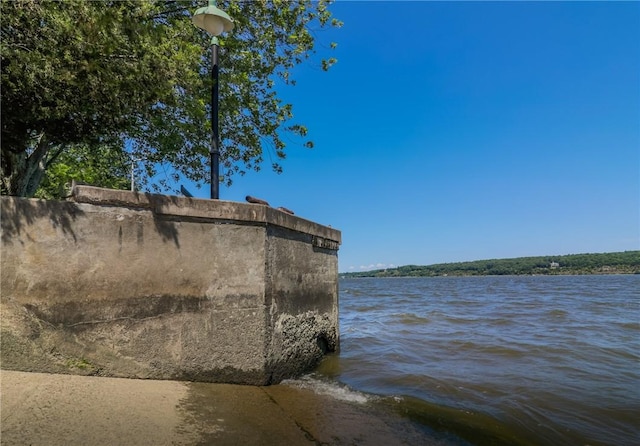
[71,185,341,245]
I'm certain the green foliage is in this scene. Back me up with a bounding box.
[1,0,342,197]
[34,145,130,200]
[345,251,640,278]
[65,357,93,370]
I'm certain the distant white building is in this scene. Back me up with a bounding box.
[550,262,560,269]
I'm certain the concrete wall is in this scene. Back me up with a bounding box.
[0,186,341,385]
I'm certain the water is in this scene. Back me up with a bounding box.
[298,275,640,445]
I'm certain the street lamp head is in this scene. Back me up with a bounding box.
[192,2,234,36]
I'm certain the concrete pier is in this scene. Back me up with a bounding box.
[0,186,341,384]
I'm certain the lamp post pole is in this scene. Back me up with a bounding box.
[210,37,220,199]
[130,157,140,192]
[192,0,233,200]
[131,158,135,192]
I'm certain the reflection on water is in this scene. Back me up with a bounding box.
[302,275,640,446]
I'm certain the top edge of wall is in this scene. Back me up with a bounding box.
[66,185,341,245]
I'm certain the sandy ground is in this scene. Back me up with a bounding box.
[0,370,445,446]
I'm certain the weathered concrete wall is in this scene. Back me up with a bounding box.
[0,186,340,385]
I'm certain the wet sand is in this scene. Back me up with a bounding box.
[1,370,444,445]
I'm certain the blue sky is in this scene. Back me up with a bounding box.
[181,1,639,273]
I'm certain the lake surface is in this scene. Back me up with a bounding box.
[288,275,639,446]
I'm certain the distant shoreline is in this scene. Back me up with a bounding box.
[342,272,639,278]
[342,251,640,278]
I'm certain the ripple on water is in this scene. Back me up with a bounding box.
[330,275,640,446]
[389,312,432,325]
[282,375,371,404]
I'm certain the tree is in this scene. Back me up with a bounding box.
[34,144,131,200]
[1,0,341,197]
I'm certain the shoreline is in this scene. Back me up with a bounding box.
[1,369,448,446]
[340,271,638,278]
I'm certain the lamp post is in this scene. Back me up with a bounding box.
[130,157,138,192]
[192,1,234,199]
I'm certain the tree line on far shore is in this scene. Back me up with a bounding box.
[343,251,640,278]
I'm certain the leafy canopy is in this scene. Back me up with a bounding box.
[0,0,341,197]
